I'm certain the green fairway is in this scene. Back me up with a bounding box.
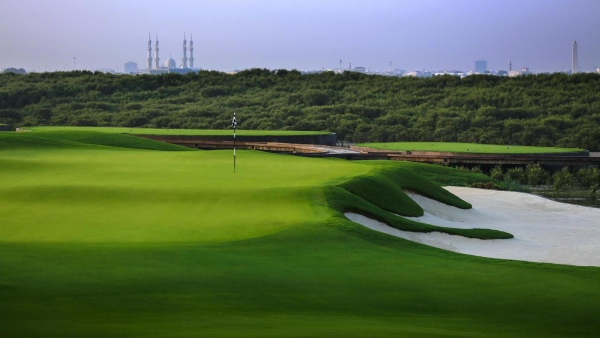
[357,141,585,154]
[25,125,331,136]
[1,131,599,337]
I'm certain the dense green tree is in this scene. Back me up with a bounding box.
[1,71,599,149]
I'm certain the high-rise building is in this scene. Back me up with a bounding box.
[475,60,487,74]
[124,61,138,74]
[572,40,579,74]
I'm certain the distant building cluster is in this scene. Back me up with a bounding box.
[124,33,200,75]
[316,40,587,78]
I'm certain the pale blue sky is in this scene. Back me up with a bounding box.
[1,0,599,72]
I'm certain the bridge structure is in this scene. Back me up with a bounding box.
[138,134,600,171]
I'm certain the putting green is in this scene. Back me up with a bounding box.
[25,125,331,136]
[0,142,368,243]
[358,141,584,154]
[1,131,599,337]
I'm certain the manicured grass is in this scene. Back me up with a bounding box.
[358,141,585,154]
[0,130,192,151]
[0,148,367,243]
[1,131,599,337]
[25,126,331,136]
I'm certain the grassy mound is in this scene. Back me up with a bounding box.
[325,163,513,240]
[358,141,585,154]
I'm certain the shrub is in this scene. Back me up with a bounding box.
[525,164,550,186]
[470,166,483,174]
[490,165,504,181]
[552,167,575,193]
[505,167,525,184]
[576,167,600,195]
[499,179,531,192]
[470,182,501,190]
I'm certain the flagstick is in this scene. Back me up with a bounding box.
[233,127,236,173]
[232,112,237,173]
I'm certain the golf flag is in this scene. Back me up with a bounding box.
[232,112,237,172]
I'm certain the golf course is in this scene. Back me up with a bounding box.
[1,130,599,337]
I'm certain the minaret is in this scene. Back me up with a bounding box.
[189,33,194,69]
[147,33,153,70]
[154,34,160,69]
[182,32,188,69]
[572,40,578,74]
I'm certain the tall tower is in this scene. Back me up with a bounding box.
[509,59,512,72]
[572,40,579,74]
[189,33,194,69]
[147,33,153,70]
[182,33,188,69]
[154,34,160,69]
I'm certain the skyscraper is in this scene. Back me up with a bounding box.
[572,40,578,74]
[475,60,487,74]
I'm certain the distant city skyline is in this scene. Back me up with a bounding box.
[1,0,599,73]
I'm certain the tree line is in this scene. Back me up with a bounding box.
[468,164,600,200]
[1,69,599,150]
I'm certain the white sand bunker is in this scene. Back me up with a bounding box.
[345,187,600,267]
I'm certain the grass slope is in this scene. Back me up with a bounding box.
[0,130,192,151]
[1,132,599,337]
[26,126,331,136]
[358,141,585,154]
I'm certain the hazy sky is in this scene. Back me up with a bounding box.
[1,0,599,73]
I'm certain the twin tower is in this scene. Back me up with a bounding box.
[146,33,194,70]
